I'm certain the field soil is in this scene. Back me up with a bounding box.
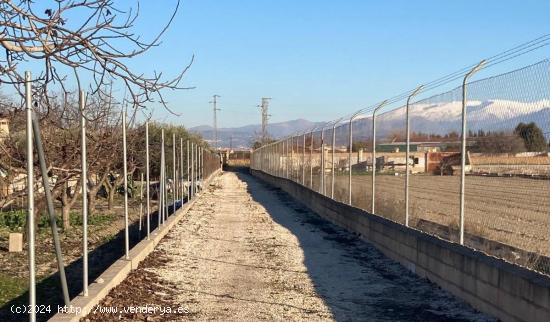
[0,195,164,321]
[297,172,550,268]
[85,171,494,321]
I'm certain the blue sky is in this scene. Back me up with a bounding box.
[115,0,550,128]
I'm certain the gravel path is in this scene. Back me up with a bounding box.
[85,171,495,321]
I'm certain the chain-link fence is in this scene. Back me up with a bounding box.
[252,59,550,275]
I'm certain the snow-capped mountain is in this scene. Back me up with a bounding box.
[191,99,550,148]
[347,99,550,140]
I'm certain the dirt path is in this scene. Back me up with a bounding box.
[85,171,494,321]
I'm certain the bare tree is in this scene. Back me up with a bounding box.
[0,0,193,112]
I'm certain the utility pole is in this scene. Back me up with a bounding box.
[258,97,271,145]
[210,95,221,150]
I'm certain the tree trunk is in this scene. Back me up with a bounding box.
[108,187,115,210]
[105,174,124,211]
[87,173,107,216]
[62,204,70,230]
[87,189,98,216]
[60,183,71,230]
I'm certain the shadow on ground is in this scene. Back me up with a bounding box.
[0,199,188,322]
[233,169,495,322]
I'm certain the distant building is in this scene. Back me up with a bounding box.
[376,141,462,153]
[0,113,9,141]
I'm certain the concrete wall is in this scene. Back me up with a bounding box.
[251,169,550,322]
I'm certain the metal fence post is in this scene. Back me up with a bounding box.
[172,133,176,208]
[274,143,276,176]
[281,141,284,178]
[146,121,150,240]
[281,139,285,178]
[331,121,337,199]
[139,173,143,234]
[405,86,423,227]
[31,112,70,305]
[320,128,325,194]
[309,131,314,187]
[302,134,306,184]
[348,117,352,205]
[180,138,184,204]
[295,136,299,180]
[196,146,199,185]
[348,112,361,205]
[289,137,293,180]
[460,60,485,245]
[191,142,194,198]
[296,136,299,181]
[25,71,36,322]
[122,110,129,259]
[371,100,387,213]
[164,139,168,219]
[160,129,165,225]
[187,140,190,200]
[79,89,89,297]
[286,138,290,179]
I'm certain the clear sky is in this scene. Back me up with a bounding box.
[125,0,550,128]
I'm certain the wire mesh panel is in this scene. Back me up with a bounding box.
[408,88,462,242]
[292,135,300,183]
[203,150,221,179]
[310,130,322,192]
[464,60,550,273]
[332,122,351,204]
[373,106,407,224]
[348,114,372,210]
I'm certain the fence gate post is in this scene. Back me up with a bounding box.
[405,86,423,227]
[459,60,485,245]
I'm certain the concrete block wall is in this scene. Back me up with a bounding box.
[251,169,550,322]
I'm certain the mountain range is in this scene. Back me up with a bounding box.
[190,119,325,149]
[191,99,550,148]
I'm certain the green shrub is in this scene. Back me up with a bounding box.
[0,210,26,231]
[0,210,116,231]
